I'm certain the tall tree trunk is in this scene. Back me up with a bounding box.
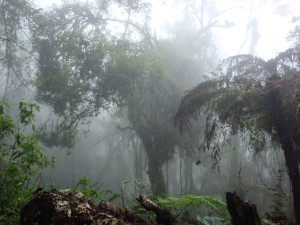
[127,109,166,196]
[134,138,144,194]
[147,151,167,196]
[131,130,167,196]
[134,137,144,180]
[280,136,300,223]
[136,128,167,196]
[267,77,300,223]
[229,135,240,179]
[184,153,195,195]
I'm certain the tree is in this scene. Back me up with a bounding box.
[30,0,179,196]
[173,19,300,222]
[31,0,222,196]
[0,0,39,101]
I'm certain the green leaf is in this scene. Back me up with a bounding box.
[20,143,32,154]
[198,216,227,225]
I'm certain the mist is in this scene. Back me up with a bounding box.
[1,0,299,223]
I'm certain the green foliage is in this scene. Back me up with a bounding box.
[71,176,149,209]
[118,179,148,208]
[31,0,214,197]
[271,170,286,212]
[266,169,286,213]
[72,175,111,205]
[18,102,40,127]
[173,22,300,220]
[156,195,230,223]
[67,176,231,225]
[124,194,230,224]
[0,101,54,224]
[197,216,227,225]
[119,178,146,192]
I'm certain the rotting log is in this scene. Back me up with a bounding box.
[98,200,153,224]
[20,189,182,225]
[20,188,154,225]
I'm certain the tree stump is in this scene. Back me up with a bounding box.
[226,191,261,225]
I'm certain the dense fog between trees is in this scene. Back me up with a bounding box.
[0,0,299,223]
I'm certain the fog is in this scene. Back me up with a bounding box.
[1,0,300,223]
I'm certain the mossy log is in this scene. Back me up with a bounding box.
[20,189,181,225]
[20,189,153,225]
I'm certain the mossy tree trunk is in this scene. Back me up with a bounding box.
[127,106,167,196]
[134,126,167,196]
[146,150,167,196]
[266,77,300,223]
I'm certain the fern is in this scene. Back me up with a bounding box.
[156,195,230,223]
[119,179,146,191]
[197,216,227,225]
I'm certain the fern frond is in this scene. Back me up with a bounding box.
[172,78,229,133]
[119,179,146,191]
[217,54,267,79]
[156,195,230,222]
[198,216,228,225]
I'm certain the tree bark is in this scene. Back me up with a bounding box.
[147,151,167,196]
[266,76,300,223]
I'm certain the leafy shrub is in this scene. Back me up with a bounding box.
[71,174,108,205]
[0,101,54,224]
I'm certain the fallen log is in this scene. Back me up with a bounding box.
[20,188,154,225]
[22,189,294,225]
[20,189,181,225]
[98,200,153,224]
